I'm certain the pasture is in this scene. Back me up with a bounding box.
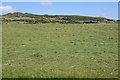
[2,23,118,78]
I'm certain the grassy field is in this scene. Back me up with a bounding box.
[2,23,118,78]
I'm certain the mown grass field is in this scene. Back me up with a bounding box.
[2,23,118,78]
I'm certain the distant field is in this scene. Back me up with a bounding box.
[2,23,118,78]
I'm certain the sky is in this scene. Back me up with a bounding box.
[0,2,118,20]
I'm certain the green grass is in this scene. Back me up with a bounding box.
[2,23,118,78]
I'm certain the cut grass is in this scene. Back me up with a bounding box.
[2,23,118,78]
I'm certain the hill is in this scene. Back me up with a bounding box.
[1,12,115,24]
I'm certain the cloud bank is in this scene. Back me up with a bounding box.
[0,6,14,14]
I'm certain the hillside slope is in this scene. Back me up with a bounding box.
[1,12,114,24]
